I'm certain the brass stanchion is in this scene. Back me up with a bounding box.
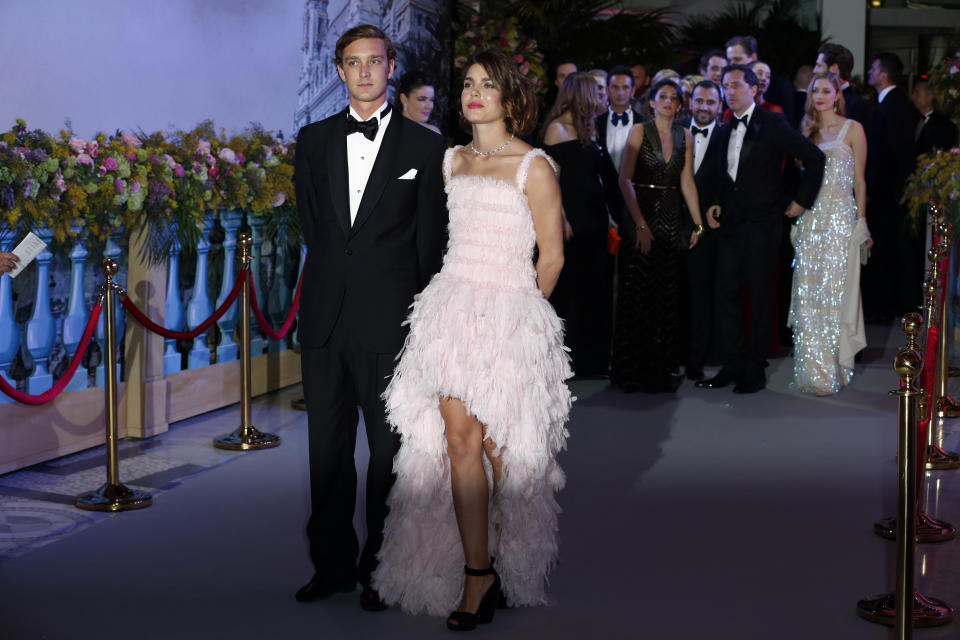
[76,259,153,512]
[214,232,280,450]
[857,339,953,630]
[929,221,960,466]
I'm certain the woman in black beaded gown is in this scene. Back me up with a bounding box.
[612,78,708,392]
[541,72,620,377]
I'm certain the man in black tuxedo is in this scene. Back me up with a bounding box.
[683,80,723,381]
[815,43,867,124]
[863,51,918,317]
[726,35,796,127]
[697,64,824,393]
[293,24,447,610]
[598,65,643,177]
[912,79,959,156]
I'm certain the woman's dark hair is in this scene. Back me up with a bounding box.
[397,70,432,97]
[459,49,538,136]
[540,72,600,146]
[649,79,682,103]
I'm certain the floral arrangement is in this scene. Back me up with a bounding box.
[0,120,295,260]
[926,49,960,120]
[453,15,547,95]
[904,147,960,230]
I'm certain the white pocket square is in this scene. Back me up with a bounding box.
[398,168,417,180]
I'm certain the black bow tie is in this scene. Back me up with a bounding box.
[733,115,749,129]
[611,112,629,127]
[691,126,709,137]
[346,104,391,141]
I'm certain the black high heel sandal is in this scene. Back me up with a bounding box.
[446,565,502,631]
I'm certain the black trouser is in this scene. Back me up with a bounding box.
[301,302,400,589]
[683,228,717,369]
[713,218,780,384]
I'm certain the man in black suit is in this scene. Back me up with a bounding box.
[683,80,723,381]
[598,65,643,177]
[293,24,447,610]
[726,35,796,127]
[696,64,825,393]
[815,43,867,124]
[863,51,918,317]
[912,78,959,156]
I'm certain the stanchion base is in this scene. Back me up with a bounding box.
[873,514,957,543]
[926,444,960,470]
[75,483,153,512]
[856,592,953,627]
[936,396,960,419]
[214,425,281,451]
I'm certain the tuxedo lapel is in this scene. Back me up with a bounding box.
[325,109,350,236]
[351,114,402,237]
[717,123,732,178]
[735,115,760,183]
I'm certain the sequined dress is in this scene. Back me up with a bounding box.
[611,121,686,392]
[371,147,573,615]
[789,119,866,394]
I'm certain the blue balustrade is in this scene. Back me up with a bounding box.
[186,212,216,369]
[267,237,289,354]
[292,244,306,349]
[0,234,19,404]
[25,226,57,394]
[247,215,266,358]
[96,227,126,386]
[163,236,184,375]
[215,209,242,363]
[61,227,89,392]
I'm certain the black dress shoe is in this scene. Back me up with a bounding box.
[291,397,307,411]
[295,574,356,602]
[733,380,765,394]
[695,371,737,389]
[360,586,388,612]
[685,366,704,381]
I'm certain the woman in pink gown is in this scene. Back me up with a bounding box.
[372,49,572,630]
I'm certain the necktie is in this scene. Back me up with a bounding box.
[611,112,629,127]
[691,127,708,137]
[733,115,748,129]
[346,115,378,141]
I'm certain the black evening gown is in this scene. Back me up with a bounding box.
[544,139,615,377]
[611,121,686,392]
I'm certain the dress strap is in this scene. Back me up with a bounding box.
[837,119,852,144]
[515,148,559,191]
[443,146,461,183]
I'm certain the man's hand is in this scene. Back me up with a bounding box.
[706,205,721,229]
[562,218,574,242]
[0,252,19,274]
[784,201,805,218]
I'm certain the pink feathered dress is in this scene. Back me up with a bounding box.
[372,147,573,616]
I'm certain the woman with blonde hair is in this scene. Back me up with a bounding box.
[790,71,871,395]
[542,71,620,377]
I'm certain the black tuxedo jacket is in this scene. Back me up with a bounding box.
[596,109,643,167]
[842,87,868,124]
[693,124,722,204]
[595,109,640,225]
[865,87,916,202]
[294,110,447,352]
[713,107,825,228]
[916,111,959,157]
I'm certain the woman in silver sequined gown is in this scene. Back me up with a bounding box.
[789,72,871,395]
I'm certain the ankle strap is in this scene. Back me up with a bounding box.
[464,565,494,577]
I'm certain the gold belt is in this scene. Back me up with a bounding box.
[633,183,678,190]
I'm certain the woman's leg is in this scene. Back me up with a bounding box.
[441,396,496,617]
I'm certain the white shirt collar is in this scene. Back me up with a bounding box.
[692,120,716,134]
[839,80,850,91]
[348,99,391,124]
[922,110,934,119]
[878,85,896,104]
[734,101,757,125]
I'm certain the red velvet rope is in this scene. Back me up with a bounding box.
[0,297,103,405]
[120,267,247,340]
[248,269,302,341]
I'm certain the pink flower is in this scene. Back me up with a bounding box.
[206,154,216,165]
[272,192,285,207]
[88,141,99,157]
[197,140,211,155]
[69,138,86,154]
[514,54,524,63]
[193,161,202,174]
[499,39,508,47]
[520,61,530,76]
[208,165,220,179]
[120,132,142,148]
[471,14,479,23]
[76,153,93,166]
[98,165,107,176]
[102,156,118,171]
[164,154,176,169]
[114,178,124,194]
[218,147,237,164]
[174,164,185,178]
[127,152,137,162]
[236,151,245,164]
[131,180,141,193]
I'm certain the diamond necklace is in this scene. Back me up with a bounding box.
[471,133,515,156]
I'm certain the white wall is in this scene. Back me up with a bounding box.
[821,0,868,79]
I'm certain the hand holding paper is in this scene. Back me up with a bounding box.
[6,232,47,278]
[0,252,18,275]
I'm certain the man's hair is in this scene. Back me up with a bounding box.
[873,51,904,84]
[818,43,854,82]
[699,49,725,70]
[554,58,578,75]
[588,68,608,82]
[721,63,759,87]
[460,49,538,136]
[607,65,634,85]
[692,79,722,99]
[725,35,758,56]
[334,24,396,66]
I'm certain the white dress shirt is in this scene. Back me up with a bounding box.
[877,85,896,104]
[347,102,392,225]
[606,108,634,172]
[690,120,716,174]
[726,101,756,182]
